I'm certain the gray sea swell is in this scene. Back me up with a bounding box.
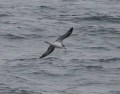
[0,0,120,94]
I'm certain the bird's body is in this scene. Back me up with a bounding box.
[44,41,63,48]
[52,41,63,48]
[40,27,73,58]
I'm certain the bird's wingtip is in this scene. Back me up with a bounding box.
[70,27,73,30]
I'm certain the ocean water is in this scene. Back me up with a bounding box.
[0,0,120,94]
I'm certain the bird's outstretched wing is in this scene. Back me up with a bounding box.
[40,45,55,58]
[55,27,73,42]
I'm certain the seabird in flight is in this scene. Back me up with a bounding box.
[40,27,73,58]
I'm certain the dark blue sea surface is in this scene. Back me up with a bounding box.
[0,0,120,94]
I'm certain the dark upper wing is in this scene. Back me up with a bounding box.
[55,27,73,42]
[40,45,55,58]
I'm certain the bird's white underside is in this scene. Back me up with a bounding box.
[45,41,63,48]
[52,41,63,48]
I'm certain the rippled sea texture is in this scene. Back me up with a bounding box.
[0,0,120,94]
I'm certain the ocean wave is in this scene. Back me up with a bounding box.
[45,57,62,61]
[71,58,120,64]
[97,27,120,34]
[79,26,120,35]
[62,0,78,2]
[9,88,37,94]
[0,82,40,94]
[81,57,120,63]
[0,13,13,17]
[37,5,56,11]
[98,57,120,63]
[85,65,103,70]
[40,70,65,77]
[84,46,110,50]
[0,33,44,39]
[109,91,120,94]
[5,57,38,63]
[0,83,10,94]
[0,33,26,39]
[81,14,120,23]
[21,34,43,38]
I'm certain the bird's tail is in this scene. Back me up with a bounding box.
[44,41,51,45]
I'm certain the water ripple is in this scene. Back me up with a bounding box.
[81,14,120,23]
[98,57,120,63]
[0,33,26,39]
